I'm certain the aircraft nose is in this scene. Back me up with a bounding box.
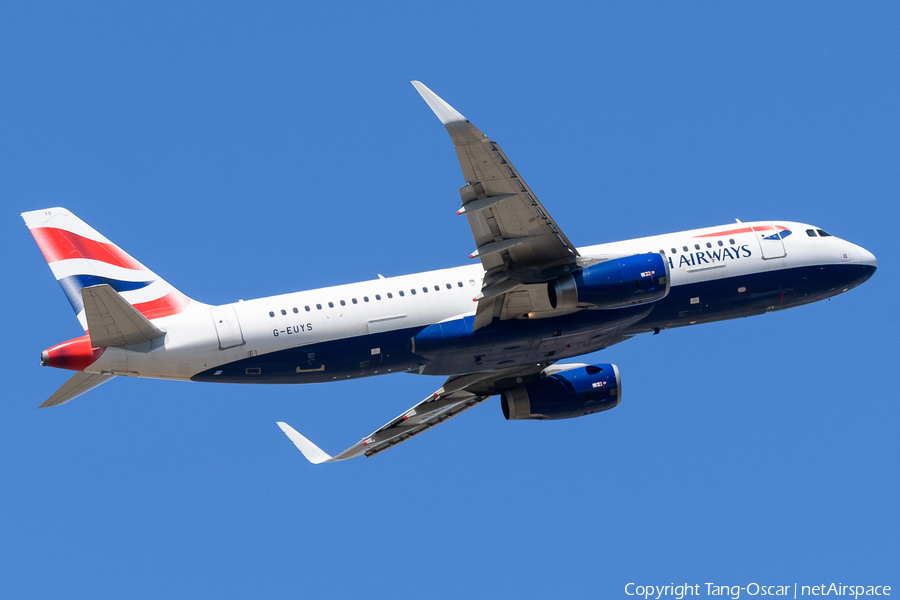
[841,240,877,269]
[858,246,878,269]
[843,243,878,289]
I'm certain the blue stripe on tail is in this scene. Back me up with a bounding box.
[57,275,154,314]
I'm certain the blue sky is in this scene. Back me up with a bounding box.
[2,2,897,598]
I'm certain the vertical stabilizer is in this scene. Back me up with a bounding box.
[22,207,202,330]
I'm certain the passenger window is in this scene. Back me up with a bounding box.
[434,285,440,291]
[659,249,665,255]
[387,293,392,298]
[293,307,298,313]
[423,287,428,293]
[328,302,334,308]
[376,294,381,300]
[399,291,405,297]
[729,239,735,244]
[305,306,310,312]
[706,242,712,248]
[280,309,286,315]
[269,311,275,317]
[806,229,817,237]
[316,304,322,310]
[683,246,688,252]
[717,240,723,247]
[694,244,700,250]
[340,300,346,306]
[363,296,369,302]
[458,282,463,287]
[469,280,475,286]
[671,248,677,254]
[352,298,358,304]
[817,229,832,237]
[410,289,416,295]
[446,283,451,289]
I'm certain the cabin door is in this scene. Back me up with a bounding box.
[210,306,245,350]
[752,223,787,259]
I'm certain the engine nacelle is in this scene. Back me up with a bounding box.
[501,363,622,420]
[548,253,669,310]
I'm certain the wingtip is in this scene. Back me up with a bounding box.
[411,80,467,125]
[276,421,333,464]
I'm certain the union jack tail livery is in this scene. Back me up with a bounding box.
[22,207,199,331]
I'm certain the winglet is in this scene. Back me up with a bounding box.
[411,81,467,125]
[276,422,334,464]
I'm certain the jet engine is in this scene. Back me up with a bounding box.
[501,363,621,420]
[548,253,669,310]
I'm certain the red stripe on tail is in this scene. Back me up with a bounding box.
[133,290,190,320]
[30,227,146,270]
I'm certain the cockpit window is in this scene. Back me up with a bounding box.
[817,229,832,237]
[806,229,817,237]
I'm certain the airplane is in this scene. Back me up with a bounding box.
[22,81,877,463]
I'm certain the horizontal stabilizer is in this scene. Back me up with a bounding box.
[39,371,115,408]
[83,284,165,347]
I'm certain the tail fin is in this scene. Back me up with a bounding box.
[22,207,200,331]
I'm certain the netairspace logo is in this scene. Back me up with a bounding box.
[624,582,892,600]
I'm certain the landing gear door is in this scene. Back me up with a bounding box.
[210,305,245,350]
[753,223,787,260]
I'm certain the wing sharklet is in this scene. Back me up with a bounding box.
[276,422,337,464]
[411,81,467,125]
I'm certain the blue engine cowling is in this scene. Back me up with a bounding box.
[501,364,622,420]
[548,253,669,309]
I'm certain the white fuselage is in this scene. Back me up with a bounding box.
[80,220,876,384]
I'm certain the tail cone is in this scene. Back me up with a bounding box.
[42,336,106,371]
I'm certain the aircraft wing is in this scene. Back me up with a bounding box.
[412,81,580,330]
[277,364,549,463]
